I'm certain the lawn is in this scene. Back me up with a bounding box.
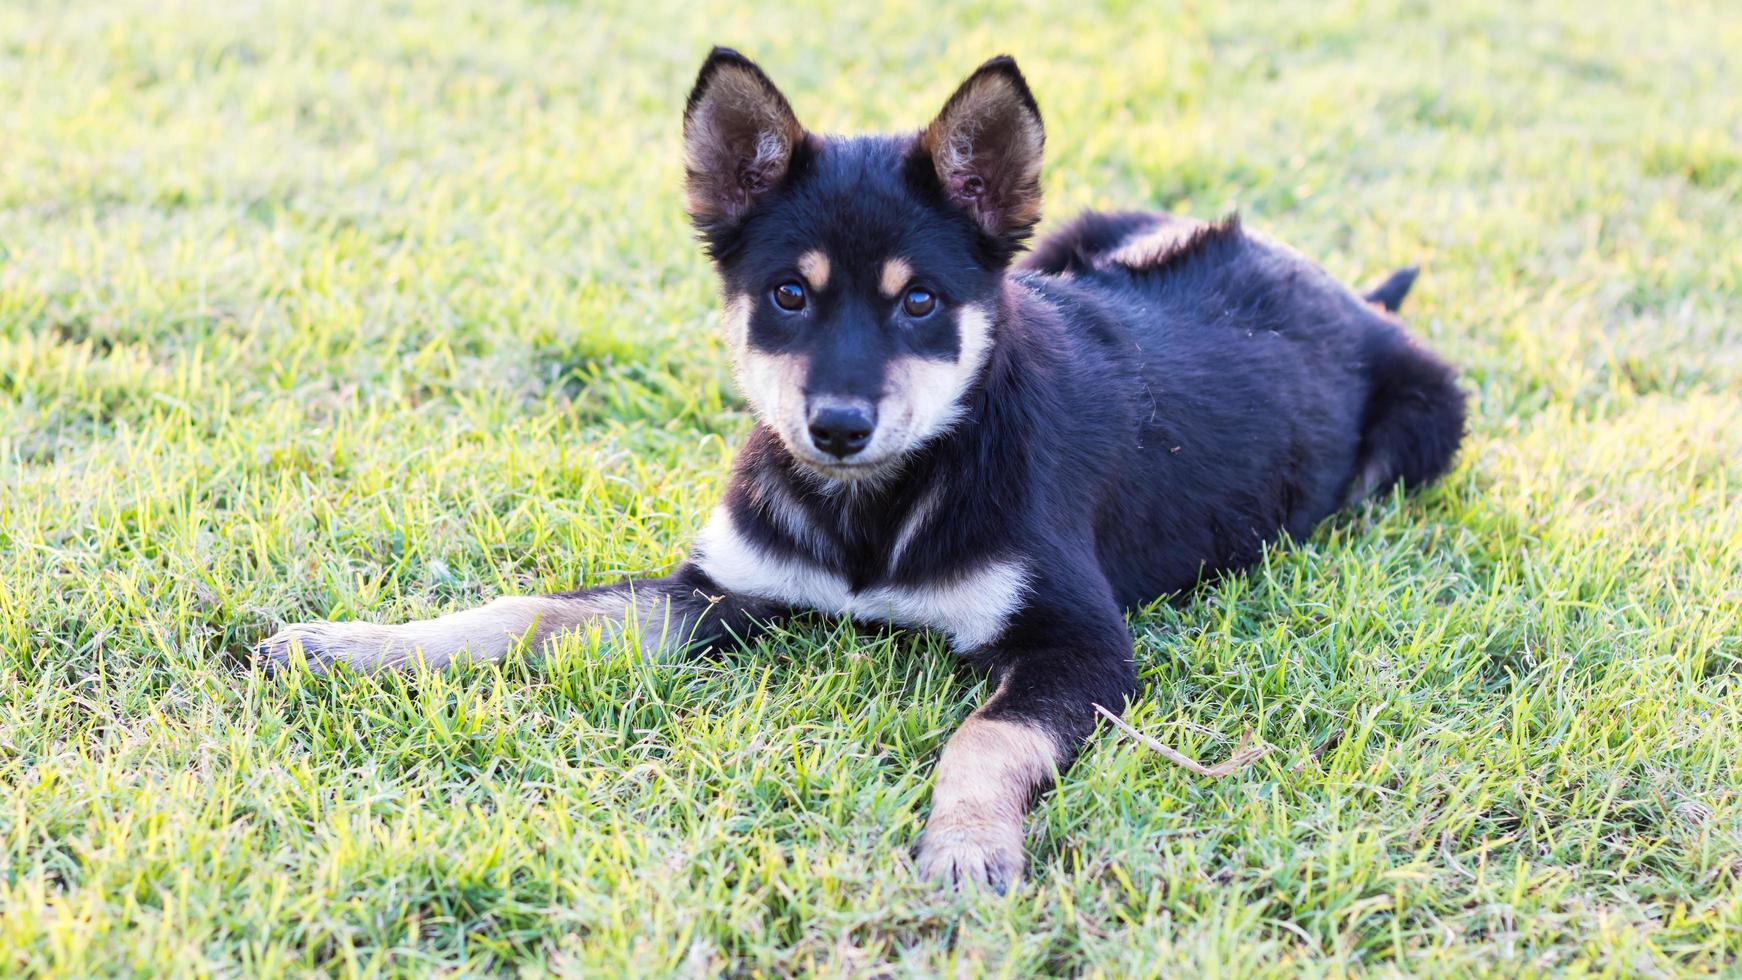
[2,0,1740,974]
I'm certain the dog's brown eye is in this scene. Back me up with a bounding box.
[772,281,806,312]
[902,288,936,318]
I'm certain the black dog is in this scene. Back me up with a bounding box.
[260,49,1466,890]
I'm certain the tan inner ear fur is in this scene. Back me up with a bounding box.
[683,64,805,223]
[920,71,1044,235]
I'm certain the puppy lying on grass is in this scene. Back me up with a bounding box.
[260,49,1466,891]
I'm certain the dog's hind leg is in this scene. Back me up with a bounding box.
[1348,323,1467,505]
[255,565,777,674]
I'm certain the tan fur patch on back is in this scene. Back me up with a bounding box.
[1103,218,1208,270]
[880,257,913,298]
[798,250,830,292]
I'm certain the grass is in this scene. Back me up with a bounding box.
[2,0,1740,974]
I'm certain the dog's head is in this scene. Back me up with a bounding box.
[681,48,1044,482]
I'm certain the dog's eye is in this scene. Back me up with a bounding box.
[772,281,806,312]
[901,288,936,318]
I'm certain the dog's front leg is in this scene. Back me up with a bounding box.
[914,591,1136,892]
[255,564,776,674]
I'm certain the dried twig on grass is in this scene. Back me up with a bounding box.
[1093,704,1269,778]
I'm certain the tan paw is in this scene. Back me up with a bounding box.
[913,816,1025,893]
[254,622,391,675]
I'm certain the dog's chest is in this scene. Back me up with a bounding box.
[692,506,1027,651]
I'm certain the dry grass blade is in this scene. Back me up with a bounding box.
[1093,704,1269,778]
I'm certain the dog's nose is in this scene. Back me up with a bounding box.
[807,404,875,458]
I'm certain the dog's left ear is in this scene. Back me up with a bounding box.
[682,47,806,232]
[920,56,1045,244]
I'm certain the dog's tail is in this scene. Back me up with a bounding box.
[1363,266,1419,313]
[1346,317,1466,505]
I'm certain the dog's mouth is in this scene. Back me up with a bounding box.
[781,432,910,484]
[788,449,896,483]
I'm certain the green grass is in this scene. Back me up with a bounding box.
[2,0,1740,974]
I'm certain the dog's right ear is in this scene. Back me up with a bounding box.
[682,48,805,233]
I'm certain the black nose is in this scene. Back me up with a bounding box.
[807,404,875,458]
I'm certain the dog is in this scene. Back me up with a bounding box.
[258,49,1467,891]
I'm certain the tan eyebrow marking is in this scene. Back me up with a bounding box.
[880,257,914,298]
[797,250,830,291]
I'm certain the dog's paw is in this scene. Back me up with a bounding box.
[913,818,1025,893]
[254,622,378,675]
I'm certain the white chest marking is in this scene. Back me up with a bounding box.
[693,506,1028,651]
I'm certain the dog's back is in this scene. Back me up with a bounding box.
[1010,212,1465,607]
